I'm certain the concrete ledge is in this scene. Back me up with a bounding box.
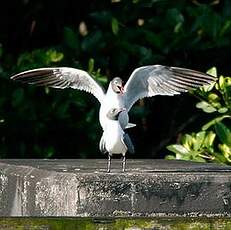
[0,159,230,217]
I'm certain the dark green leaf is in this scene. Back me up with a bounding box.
[81,31,105,52]
[111,17,119,35]
[63,27,80,51]
[12,88,24,107]
[0,43,3,58]
[202,115,231,130]
[215,122,231,145]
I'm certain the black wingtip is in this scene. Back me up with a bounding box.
[171,67,218,82]
[10,69,55,82]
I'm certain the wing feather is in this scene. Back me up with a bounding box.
[11,67,105,103]
[124,65,217,111]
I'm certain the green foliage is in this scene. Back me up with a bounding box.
[0,48,107,158]
[2,217,231,229]
[0,1,230,158]
[16,49,64,71]
[166,67,231,165]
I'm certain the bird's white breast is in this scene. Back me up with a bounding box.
[104,121,127,155]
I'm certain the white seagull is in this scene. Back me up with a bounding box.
[100,108,134,172]
[11,65,216,171]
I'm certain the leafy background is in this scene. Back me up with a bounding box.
[0,0,230,160]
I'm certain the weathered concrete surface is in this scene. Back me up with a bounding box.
[0,159,230,217]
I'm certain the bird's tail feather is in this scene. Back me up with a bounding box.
[125,123,136,129]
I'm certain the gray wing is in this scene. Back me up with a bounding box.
[124,65,217,111]
[11,67,105,103]
[122,133,135,154]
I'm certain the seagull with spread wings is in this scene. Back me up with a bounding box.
[11,65,216,171]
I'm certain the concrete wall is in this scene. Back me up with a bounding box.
[0,159,230,217]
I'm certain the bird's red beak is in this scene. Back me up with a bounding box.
[118,107,126,113]
[118,85,124,94]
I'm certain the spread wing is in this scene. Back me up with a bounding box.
[11,67,105,104]
[123,65,217,111]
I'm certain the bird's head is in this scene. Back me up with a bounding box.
[111,77,124,94]
[106,108,126,120]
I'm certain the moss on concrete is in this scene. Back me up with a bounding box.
[0,217,230,230]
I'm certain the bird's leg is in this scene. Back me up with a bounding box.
[107,154,111,173]
[122,155,126,172]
